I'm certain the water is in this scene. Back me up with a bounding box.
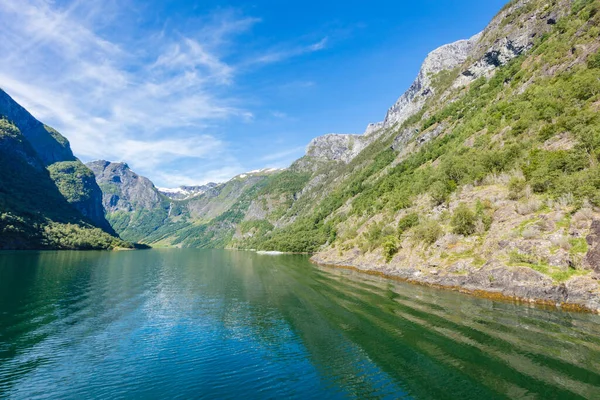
[0,250,599,399]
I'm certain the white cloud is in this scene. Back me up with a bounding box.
[0,0,254,186]
[259,146,306,163]
[247,37,329,65]
[0,0,331,187]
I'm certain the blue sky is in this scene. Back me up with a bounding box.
[0,0,507,187]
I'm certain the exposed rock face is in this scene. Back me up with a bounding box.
[312,253,600,312]
[454,0,571,86]
[305,36,479,164]
[86,160,163,213]
[585,220,600,272]
[306,134,370,163]
[307,0,572,165]
[0,89,112,232]
[158,183,218,200]
[381,34,481,129]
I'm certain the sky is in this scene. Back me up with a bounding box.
[0,0,507,188]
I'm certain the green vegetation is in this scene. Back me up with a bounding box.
[48,161,97,204]
[0,118,129,250]
[236,0,600,256]
[397,213,420,236]
[413,219,444,245]
[451,203,477,236]
[382,236,399,262]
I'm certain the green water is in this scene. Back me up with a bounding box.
[0,249,599,399]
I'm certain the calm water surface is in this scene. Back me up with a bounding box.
[1,249,600,399]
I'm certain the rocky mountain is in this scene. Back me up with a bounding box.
[306,0,572,165]
[0,95,128,249]
[0,89,113,233]
[86,162,282,246]
[158,183,219,200]
[86,161,164,213]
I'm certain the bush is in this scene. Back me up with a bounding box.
[430,181,452,205]
[397,213,420,236]
[589,50,600,69]
[382,236,399,262]
[413,219,443,245]
[451,203,477,236]
[508,177,526,200]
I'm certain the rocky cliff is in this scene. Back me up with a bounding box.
[0,89,113,233]
[87,161,164,213]
[306,0,572,165]
[0,118,127,249]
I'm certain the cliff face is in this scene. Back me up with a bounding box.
[86,161,164,213]
[306,0,573,165]
[305,36,480,164]
[381,34,481,129]
[0,89,113,233]
[0,89,74,165]
[0,119,126,249]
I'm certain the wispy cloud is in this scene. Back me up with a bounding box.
[247,37,329,65]
[0,0,332,186]
[259,146,306,163]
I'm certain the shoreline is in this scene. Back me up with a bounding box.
[310,256,600,314]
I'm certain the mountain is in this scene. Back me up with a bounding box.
[11,0,595,309]
[0,89,114,233]
[0,93,129,250]
[87,163,281,247]
[158,184,219,200]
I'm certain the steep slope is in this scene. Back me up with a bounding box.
[90,0,600,308]
[231,0,600,310]
[88,163,280,247]
[0,89,112,233]
[86,160,169,243]
[0,119,130,249]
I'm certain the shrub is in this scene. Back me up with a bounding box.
[508,177,526,200]
[588,50,600,69]
[382,236,399,262]
[397,213,419,236]
[430,181,452,206]
[413,219,443,245]
[451,203,477,236]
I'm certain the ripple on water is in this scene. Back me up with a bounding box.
[1,249,600,399]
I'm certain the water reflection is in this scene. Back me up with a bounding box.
[0,249,599,399]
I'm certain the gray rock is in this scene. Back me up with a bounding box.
[585,220,600,272]
[306,133,371,163]
[86,160,163,213]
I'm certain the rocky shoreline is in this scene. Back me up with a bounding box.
[310,254,600,314]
